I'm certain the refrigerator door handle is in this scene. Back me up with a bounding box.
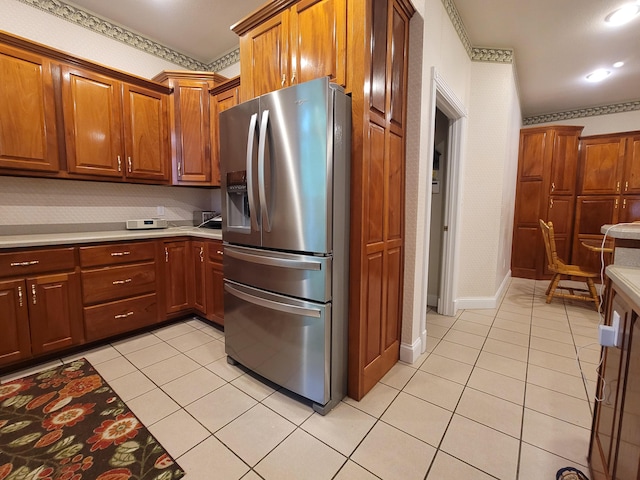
[225,248,322,270]
[246,113,259,232]
[225,283,322,318]
[258,109,272,232]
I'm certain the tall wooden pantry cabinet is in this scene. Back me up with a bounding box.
[511,125,583,279]
[232,0,415,400]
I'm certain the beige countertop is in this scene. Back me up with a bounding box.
[606,265,640,307]
[0,227,222,249]
[601,223,640,239]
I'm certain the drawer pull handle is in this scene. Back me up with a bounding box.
[110,252,131,257]
[114,311,134,319]
[217,250,224,255]
[10,260,40,267]
[31,284,36,305]
[112,278,133,285]
[18,286,23,307]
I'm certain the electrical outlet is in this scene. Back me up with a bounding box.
[157,206,165,216]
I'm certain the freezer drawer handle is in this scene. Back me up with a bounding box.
[225,249,321,270]
[225,284,321,318]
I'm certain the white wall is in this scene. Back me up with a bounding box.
[0,0,219,232]
[456,62,521,302]
[401,0,521,362]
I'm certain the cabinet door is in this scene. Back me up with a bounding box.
[572,196,618,274]
[550,129,580,195]
[205,241,224,325]
[0,279,31,366]
[0,44,59,172]
[579,136,625,195]
[546,196,575,269]
[621,196,640,223]
[192,241,207,314]
[614,311,640,480]
[172,79,212,184]
[289,0,347,88]
[240,11,290,100]
[122,83,170,182]
[212,83,240,186]
[27,272,83,355]
[163,241,190,314]
[62,66,123,177]
[623,134,640,194]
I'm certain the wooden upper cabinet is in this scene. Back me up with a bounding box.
[290,0,346,88]
[549,128,580,195]
[239,11,290,100]
[578,135,626,195]
[0,44,59,172]
[211,76,241,186]
[152,71,228,186]
[63,66,170,182]
[62,66,124,177]
[122,83,169,182]
[234,0,347,101]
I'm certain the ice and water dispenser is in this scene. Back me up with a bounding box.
[225,170,251,229]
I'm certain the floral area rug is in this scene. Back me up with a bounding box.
[0,358,185,480]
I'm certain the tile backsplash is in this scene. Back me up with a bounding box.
[0,176,220,234]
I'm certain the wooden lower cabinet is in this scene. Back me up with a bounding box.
[0,251,83,368]
[80,240,161,343]
[589,284,640,480]
[204,240,224,325]
[163,240,191,315]
[0,236,224,370]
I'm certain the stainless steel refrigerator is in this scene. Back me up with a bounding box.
[219,77,351,415]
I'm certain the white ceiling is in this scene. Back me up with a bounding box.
[64,0,640,118]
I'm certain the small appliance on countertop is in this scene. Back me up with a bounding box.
[194,211,222,229]
[126,219,168,230]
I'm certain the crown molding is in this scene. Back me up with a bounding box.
[524,100,640,125]
[441,0,472,57]
[471,47,513,63]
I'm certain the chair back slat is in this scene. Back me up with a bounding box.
[539,219,559,270]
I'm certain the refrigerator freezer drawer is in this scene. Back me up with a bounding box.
[223,245,332,302]
[224,280,330,406]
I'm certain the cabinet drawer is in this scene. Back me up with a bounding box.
[0,247,75,278]
[82,262,156,304]
[79,241,156,267]
[207,241,224,263]
[83,293,157,342]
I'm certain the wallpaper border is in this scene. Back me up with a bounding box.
[15,0,210,70]
[523,100,640,125]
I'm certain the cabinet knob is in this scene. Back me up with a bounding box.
[18,286,23,307]
[551,182,555,192]
[128,156,132,173]
[625,181,629,192]
[217,250,224,255]
[281,74,286,87]
[549,198,554,209]
[31,284,36,305]
[615,198,619,208]
[117,155,122,172]
[178,161,182,178]
[623,198,627,209]
[200,247,204,262]
[291,70,296,84]
[165,247,169,263]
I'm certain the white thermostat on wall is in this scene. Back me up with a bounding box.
[126,219,168,230]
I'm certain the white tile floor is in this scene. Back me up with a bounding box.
[1,278,602,479]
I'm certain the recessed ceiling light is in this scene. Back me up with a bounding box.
[605,4,640,25]
[586,68,611,82]
[613,61,625,68]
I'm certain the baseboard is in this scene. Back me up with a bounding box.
[426,293,438,307]
[454,271,512,311]
[400,337,423,364]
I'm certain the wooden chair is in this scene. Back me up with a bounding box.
[539,219,600,310]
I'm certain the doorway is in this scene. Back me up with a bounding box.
[420,67,467,335]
